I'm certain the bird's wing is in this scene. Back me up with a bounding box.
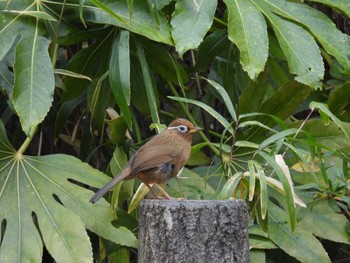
[129,137,179,175]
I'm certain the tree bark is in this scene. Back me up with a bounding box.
[138,200,249,263]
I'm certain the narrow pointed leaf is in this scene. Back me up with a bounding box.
[253,162,268,219]
[135,40,159,124]
[109,30,132,128]
[224,0,268,79]
[203,77,237,121]
[218,172,243,200]
[168,96,233,134]
[171,0,217,57]
[259,152,296,232]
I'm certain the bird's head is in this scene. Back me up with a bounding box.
[166,118,202,139]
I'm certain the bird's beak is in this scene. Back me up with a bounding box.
[189,127,202,133]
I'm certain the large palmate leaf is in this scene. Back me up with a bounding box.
[300,201,350,244]
[0,121,137,262]
[0,1,36,60]
[171,0,217,57]
[1,1,55,136]
[268,202,331,263]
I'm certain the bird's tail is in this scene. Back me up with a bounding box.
[89,168,130,203]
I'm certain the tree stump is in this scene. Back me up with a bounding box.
[138,200,249,263]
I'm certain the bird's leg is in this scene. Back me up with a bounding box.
[153,183,172,199]
[145,183,162,199]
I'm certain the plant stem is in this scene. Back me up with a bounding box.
[17,126,38,155]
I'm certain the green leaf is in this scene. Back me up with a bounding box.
[224,0,268,79]
[246,81,311,142]
[269,15,323,88]
[62,28,114,101]
[328,82,350,117]
[90,0,128,25]
[87,71,114,129]
[0,1,36,60]
[268,202,331,263]
[12,35,54,135]
[0,122,137,262]
[0,62,14,96]
[2,10,57,21]
[253,162,268,219]
[252,1,324,88]
[196,30,230,70]
[249,250,266,263]
[135,39,159,125]
[109,30,132,128]
[79,0,172,45]
[54,69,92,81]
[264,0,350,74]
[291,119,350,151]
[300,201,350,244]
[238,72,269,115]
[259,129,298,150]
[308,0,350,18]
[203,77,237,121]
[168,96,233,134]
[259,153,296,232]
[128,183,150,213]
[167,168,215,199]
[171,0,217,57]
[310,101,350,140]
[218,172,243,200]
[143,39,188,84]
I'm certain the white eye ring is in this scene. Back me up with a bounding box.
[168,125,188,133]
[176,125,188,133]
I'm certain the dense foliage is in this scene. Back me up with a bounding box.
[0,0,349,262]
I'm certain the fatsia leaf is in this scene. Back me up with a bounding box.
[171,0,217,57]
[268,202,331,263]
[13,34,54,136]
[0,1,36,60]
[2,10,57,21]
[0,121,137,262]
[300,201,350,244]
[224,0,268,80]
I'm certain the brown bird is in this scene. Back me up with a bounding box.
[90,118,201,203]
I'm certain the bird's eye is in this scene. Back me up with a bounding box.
[177,125,188,133]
